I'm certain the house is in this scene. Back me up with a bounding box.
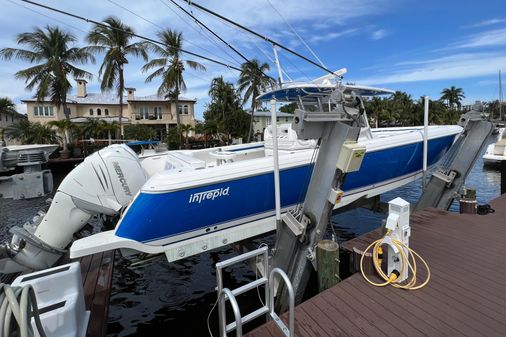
[22,80,197,139]
[0,108,27,145]
[249,110,295,141]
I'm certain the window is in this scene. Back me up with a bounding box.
[105,108,109,116]
[89,108,94,116]
[33,106,53,117]
[285,118,289,122]
[97,108,102,116]
[154,107,162,119]
[139,107,149,119]
[178,104,189,114]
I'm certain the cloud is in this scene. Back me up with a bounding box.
[0,0,394,117]
[452,28,506,48]
[355,52,506,85]
[371,29,389,40]
[310,29,358,43]
[463,18,506,28]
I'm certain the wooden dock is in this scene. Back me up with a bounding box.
[246,194,506,337]
[77,250,115,337]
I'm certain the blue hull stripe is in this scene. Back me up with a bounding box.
[116,135,455,243]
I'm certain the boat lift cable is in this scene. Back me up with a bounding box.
[158,0,242,67]
[17,0,243,72]
[181,0,338,76]
[264,0,327,69]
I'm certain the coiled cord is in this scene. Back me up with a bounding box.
[360,234,430,290]
[0,284,47,337]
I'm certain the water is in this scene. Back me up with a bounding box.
[0,135,501,336]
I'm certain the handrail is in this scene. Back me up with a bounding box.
[268,268,295,337]
[219,288,242,337]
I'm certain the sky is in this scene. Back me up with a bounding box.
[1,0,505,119]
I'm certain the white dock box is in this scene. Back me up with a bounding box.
[12,262,90,337]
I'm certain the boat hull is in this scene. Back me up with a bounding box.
[115,133,457,245]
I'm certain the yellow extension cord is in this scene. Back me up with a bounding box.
[360,232,431,290]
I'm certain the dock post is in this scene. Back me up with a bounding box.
[317,240,340,292]
[459,187,477,214]
[422,96,429,191]
[501,160,506,195]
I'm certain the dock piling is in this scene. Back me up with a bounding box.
[316,240,340,292]
[459,187,477,214]
[501,160,506,195]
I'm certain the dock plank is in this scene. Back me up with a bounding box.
[74,250,115,337]
[246,193,506,337]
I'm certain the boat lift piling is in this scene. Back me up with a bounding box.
[414,102,494,211]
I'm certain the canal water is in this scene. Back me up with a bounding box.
[0,135,501,336]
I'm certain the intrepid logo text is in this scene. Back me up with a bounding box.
[189,187,230,204]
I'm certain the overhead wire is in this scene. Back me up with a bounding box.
[106,0,238,68]
[158,0,242,67]
[200,10,311,84]
[169,0,249,66]
[7,0,87,34]
[181,0,337,76]
[17,0,243,72]
[264,0,327,69]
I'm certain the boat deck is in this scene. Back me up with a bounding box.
[77,250,115,337]
[246,194,506,337]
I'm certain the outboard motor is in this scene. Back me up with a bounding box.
[0,144,148,273]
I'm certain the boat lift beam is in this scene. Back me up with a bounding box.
[414,101,494,211]
[271,89,363,310]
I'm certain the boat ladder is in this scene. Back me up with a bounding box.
[215,246,294,337]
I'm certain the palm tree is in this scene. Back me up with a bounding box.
[0,97,17,116]
[180,124,194,147]
[440,86,465,110]
[99,120,120,145]
[0,26,94,122]
[86,17,149,137]
[81,118,103,139]
[237,59,275,142]
[48,119,74,154]
[142,29,205,148]
[5,120,59,144]
[0,98,16,144]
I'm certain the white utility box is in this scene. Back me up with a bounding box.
[336,141,366,173]
[12,262,90,337]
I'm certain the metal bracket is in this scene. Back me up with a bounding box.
[432,170,457,187]
[281,211,309,237]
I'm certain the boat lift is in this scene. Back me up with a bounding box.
[414,101,493,211]
[0,144,58,200]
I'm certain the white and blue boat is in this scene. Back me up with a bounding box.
[0,81,463,271]
[84,83,461,252]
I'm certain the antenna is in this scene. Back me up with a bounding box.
[272,45,284,87]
